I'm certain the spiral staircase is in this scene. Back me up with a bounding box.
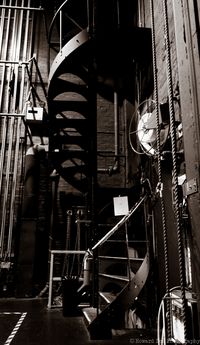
[80,193,151,339]
[47,1,154,340]
[48,27,90,193]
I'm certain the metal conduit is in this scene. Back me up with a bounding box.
[0,117,15,258]
[0,0,34,261]
[0,0,19,257]
[0,1,8,197]
[7,0,31,258]
[0,0,6,56]
[0,0,13,256]
[7,117,21,256]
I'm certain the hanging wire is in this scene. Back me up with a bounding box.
[162,0,188,341]
[149,0,172,340]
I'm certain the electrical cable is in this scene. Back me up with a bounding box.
[150,0,171,339]
[162,0,188,341]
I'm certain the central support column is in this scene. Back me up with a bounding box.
[87,0,98,306]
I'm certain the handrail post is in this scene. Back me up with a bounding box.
[60,10,62,50]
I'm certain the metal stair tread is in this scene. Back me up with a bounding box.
[82,307,100,325]
[48,78,88,97]
[53,63,89,81]
[98,273,129,282]
[56,165,87,174]
[99,291,118,304]
[51,99,88,108]
[50,101,88,115]
[52,136,87,147]
[99,255,144,261]
[50,118,88,132]
[50,149,87,158]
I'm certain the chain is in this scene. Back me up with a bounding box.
[162,0,188,341]
[150,0,171,339]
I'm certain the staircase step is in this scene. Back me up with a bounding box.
[51,119,88,135]
[99,291,118,304]
[52,134,87,148]
[51,100,88,113]
[50,149,88,160]
[49,78,88,98]
[82,307,99,325]
[98,273,129,282]
[99,255,144,261]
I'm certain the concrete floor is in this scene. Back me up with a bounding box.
[0,298,157,345]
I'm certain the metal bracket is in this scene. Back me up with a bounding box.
[185,178,198,196]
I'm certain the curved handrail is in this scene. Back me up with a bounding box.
[48,28,89,84]
[48,0,84,45]
[48,0,69,44]
[91,194,148,252]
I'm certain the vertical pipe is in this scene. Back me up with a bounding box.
[24,0,35,109]
[76,209,81,275]
[7,0,28,256]
[116,0,120,28]
[123,100,129,188]
[87,0,98,306]
[61,209,72,277]
[1,0,25,259]
[47,252,54,308]
[138,0,141,27]
[125,222,131,282]
[114,92,119,158]
[0,0,6,56]
[0,0,13,257]
[10,0,24,113]
[7,117,21,256]
[0,116,15,258]
[7,1,17,109]
[44,169,59,284]
[0,2,12,253]
[60,10,62,50]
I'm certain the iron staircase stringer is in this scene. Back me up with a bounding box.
[47,29,90,193]
[82,250,150,339]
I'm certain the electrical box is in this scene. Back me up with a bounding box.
[26,107,43,123]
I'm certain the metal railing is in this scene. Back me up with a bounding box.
[91,194,148,252]
[48,0,87,50]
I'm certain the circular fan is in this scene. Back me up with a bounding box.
[129,99,169,156]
